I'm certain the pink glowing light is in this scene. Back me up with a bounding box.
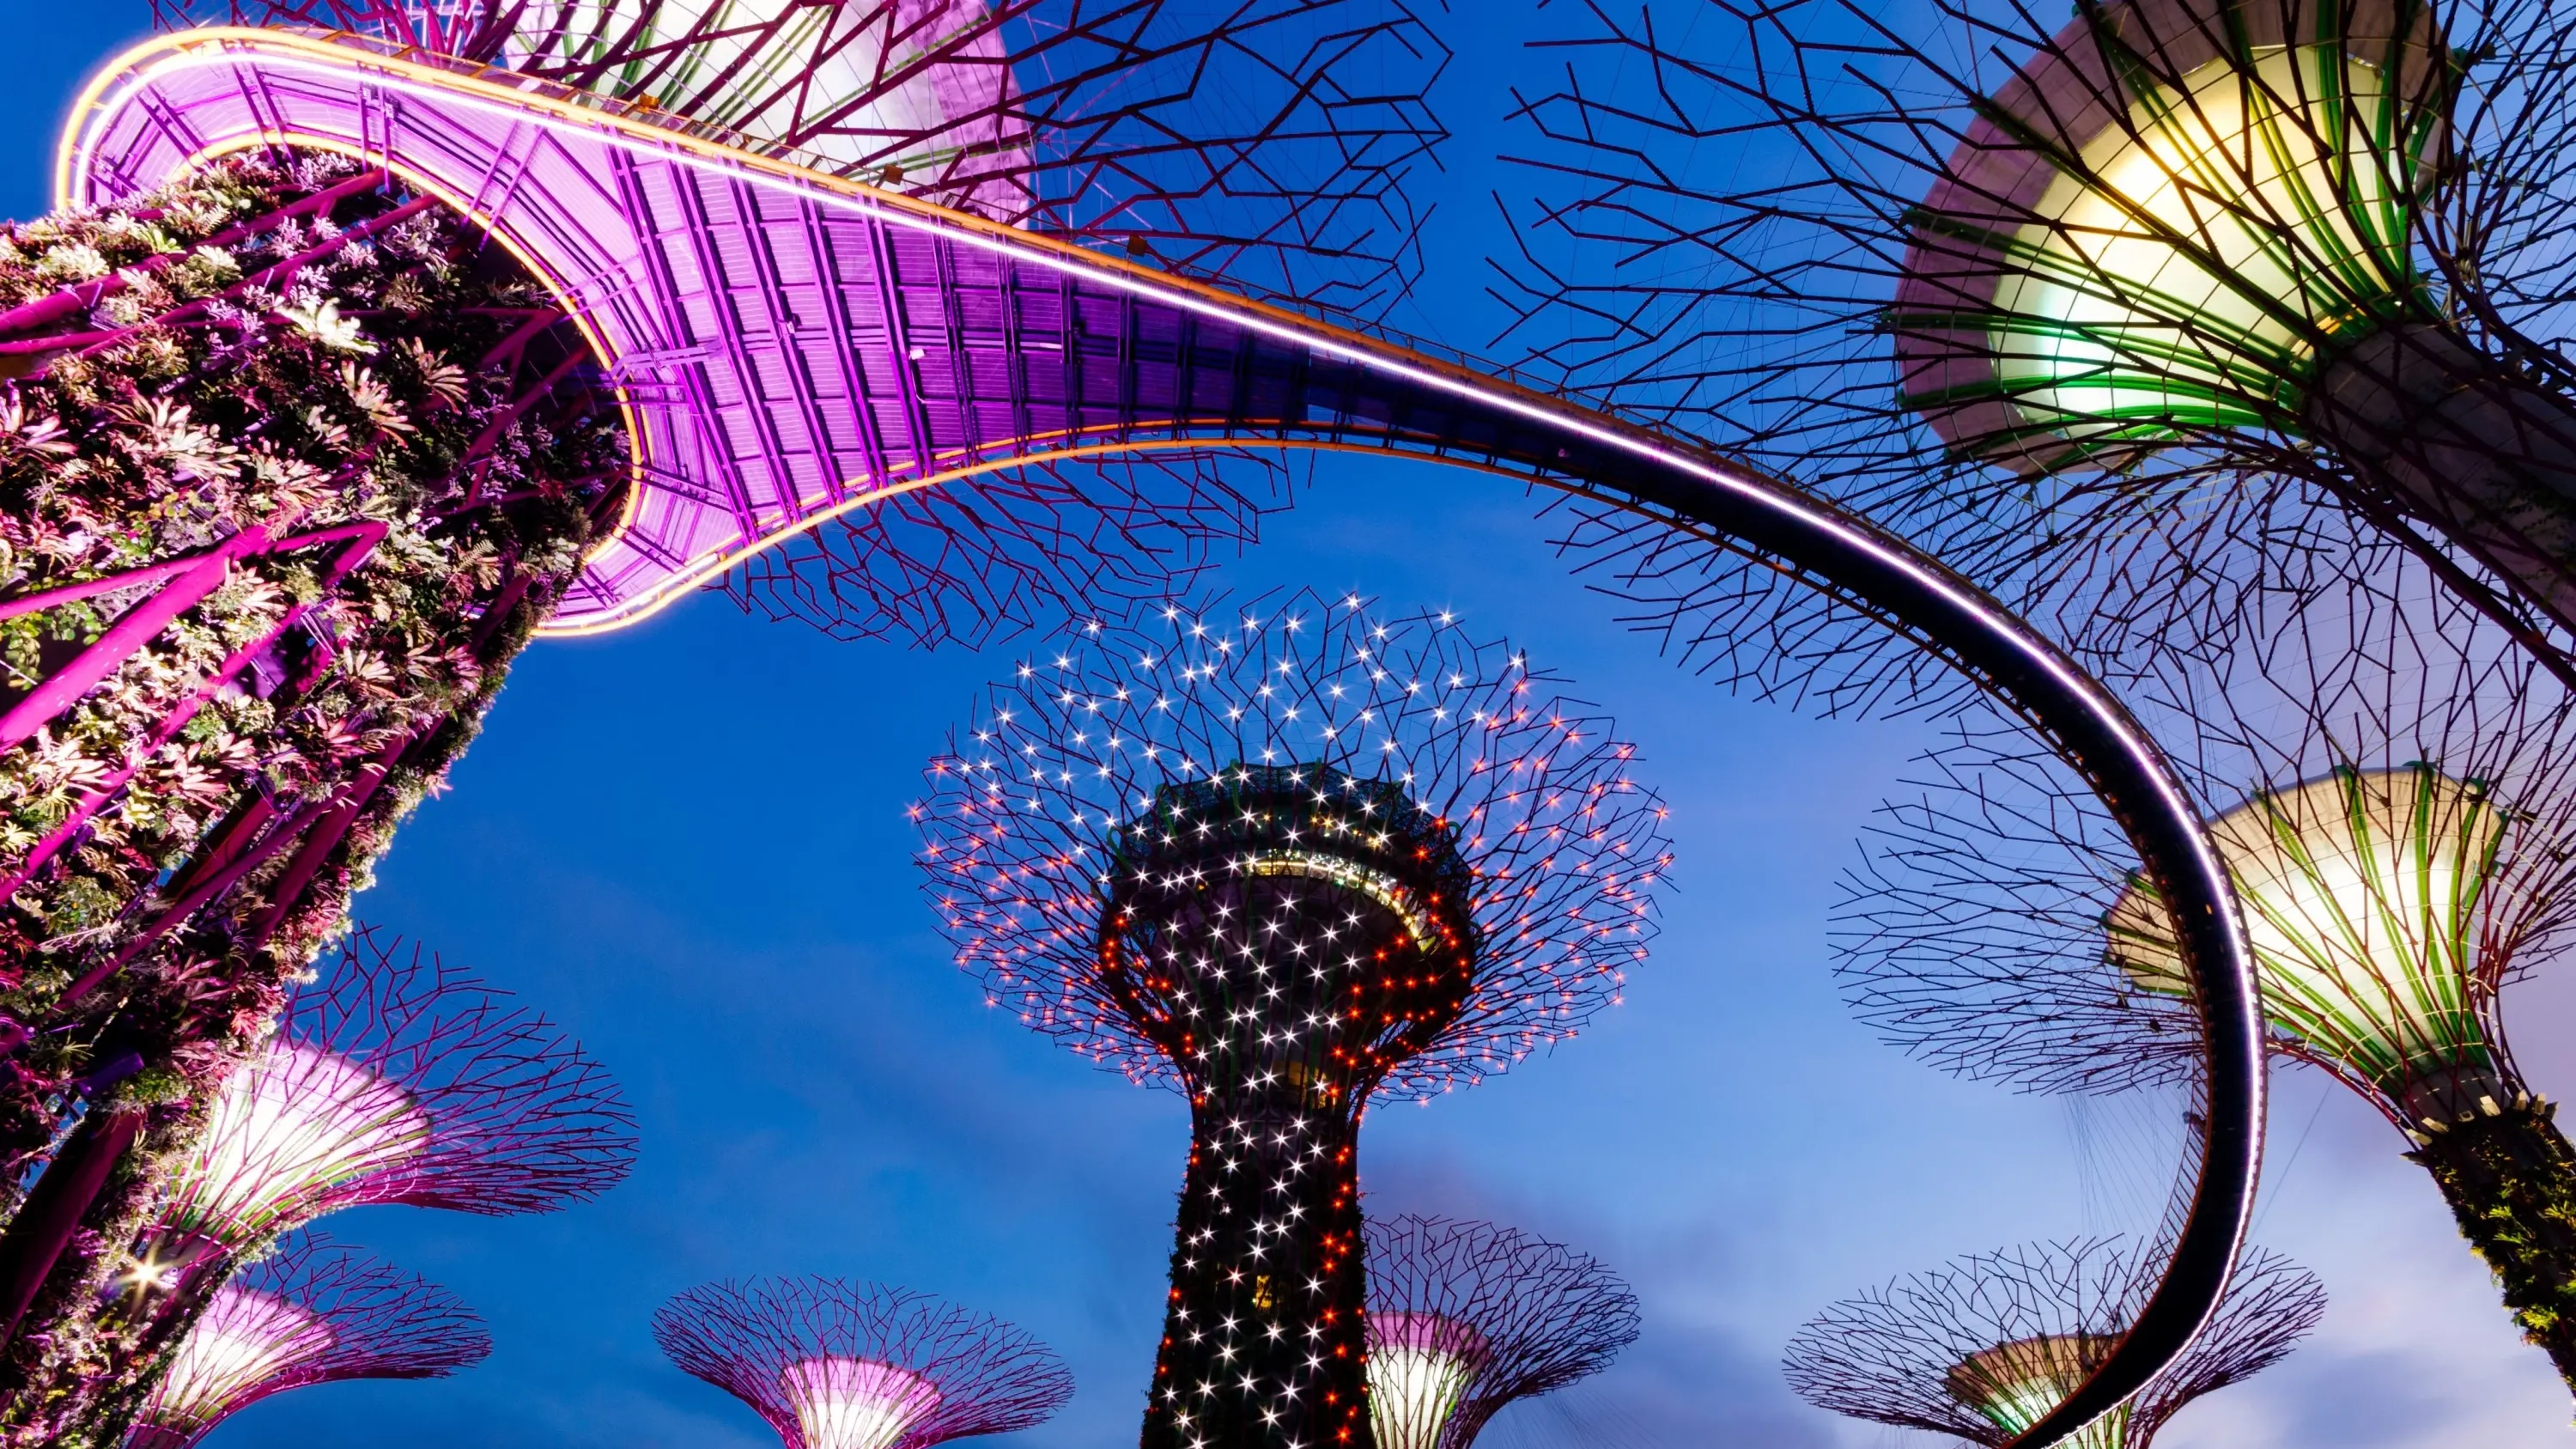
[160,1042,431,1245]
[781,1356,946,1449]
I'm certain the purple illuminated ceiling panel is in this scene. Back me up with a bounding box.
[59,28,1334,634]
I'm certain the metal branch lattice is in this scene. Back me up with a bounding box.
[125,1233,489,1449]
[1489,0,2576,709]
[1362,1215,1638,1449]
[1832,551,2574,1117]
[916,588,1674,1099]
[1782,1238,2323,1447]
[718,450,1288,648]
[155,1,1452,321]
[653,1278,1072,1449]
[154,922,637,1248]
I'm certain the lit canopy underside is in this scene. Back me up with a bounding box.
[2106,765,2505,1093]
[1893,0,2439,471]
[1986,46,2420,444]
[1947,1336,2129,1449]
[781,1355,943,1449]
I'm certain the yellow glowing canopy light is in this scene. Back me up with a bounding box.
[1367,1312,1489,1449]
[1907,2,2447,465]
[1944,1335,2129,1449]
[2106,764,2506,1090]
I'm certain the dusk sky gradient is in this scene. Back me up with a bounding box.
[9,6,2576,1446]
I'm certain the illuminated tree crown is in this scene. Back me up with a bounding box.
[1489,0,2576,708]
[1362,1215,1638,1449]
[917,589,1673,1103]
[126,1233,488,1449]
[915,591,1668,1449]
[153,925,636,1250]
[2105,762,2518,1122]
[1895,0,2451,468]
[653,1278,1072,1449]
[1783,1239,2324,1448]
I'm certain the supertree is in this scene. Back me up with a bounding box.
[26,0,2310,1433]
[15,923,631,1437]
[1782,1238,2324,1447]
[0,0,1449,1428]
[158,0,1459,642]
[914,590,1672,1449]
[1489,0,2576,708]
[1832,548,2576,1387]
[120,1232,489,1449]
[1360,1215,1637,1449]
[653,1277,1072,1449]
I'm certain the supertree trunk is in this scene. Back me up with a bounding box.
[2307,325,2576,639]
[0,149,622,1440]
[1150,1088,1370,1449]
[2407,1101,2576,1385]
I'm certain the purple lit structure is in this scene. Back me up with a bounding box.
[48,925,626,1436]
[150,924,632,1241]
[122,1233,489,1449]
[1783,1239,2323,1447]
[1362,1215,1637,1449]
[916,591,1671,1449]
[653,1277,1072,1449]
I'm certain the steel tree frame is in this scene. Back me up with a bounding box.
[919,597,1669,1449]
[1783,1239,2326,1447]
[1362,1215,1640,1449]
[51,27,2268,1449]
[121,1232,489,1449]
[653,1277,1072,1449]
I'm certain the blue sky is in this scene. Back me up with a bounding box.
[11,7,2576,1447]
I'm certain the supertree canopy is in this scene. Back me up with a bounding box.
[148,924,634,1248]
[1491,0,2576,706]
[653,1277,1072,1449]
[120,1232,489,1449]
[17,925,630,1436]
[1361,1215,1637,1449]
[915,591,1671,1449]
[1833,557,2576,1387]
[1782,1238,2324,1448]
